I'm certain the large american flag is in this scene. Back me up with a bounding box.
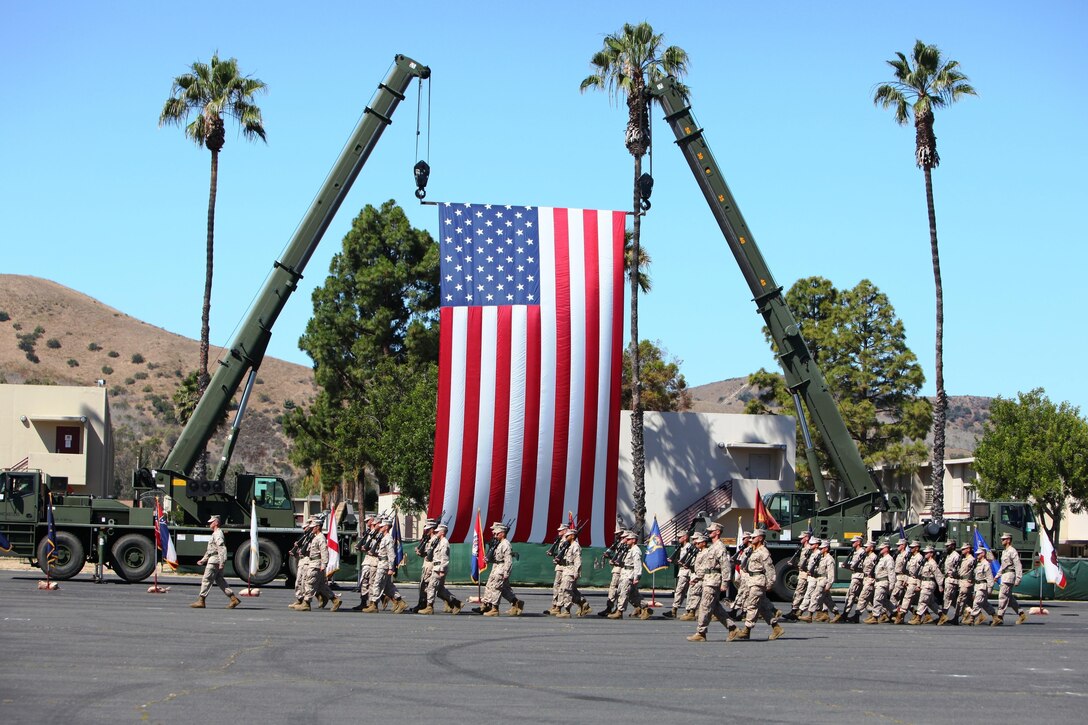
[428,202,624,547]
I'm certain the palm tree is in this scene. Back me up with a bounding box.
[874,40,975,522]
[159,53,267,410]
[581,22,688,541]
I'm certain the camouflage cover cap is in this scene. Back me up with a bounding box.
[879,540,891,549]
[865,540,876,547]
[751,528,766,539]
[897,539,907,547]
[945,539,956,547]
[850,535,862,543]
[691,532,708,543]
[706,522,722,533]
[423,519,437,530]
[960,542,972,551]
[435,523,448,532]
[819,539,830,549]
[363,514,375,522]
[624,531,638,540]
[207,514,221,524]
[800,530,812,538]
[922,545,935,554]
[491,522,508,533]
[1000,532,1012,540]
[909,540,920,548]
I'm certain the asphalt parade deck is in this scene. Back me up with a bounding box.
[0,570,1085,724]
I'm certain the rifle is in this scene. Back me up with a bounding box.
[289,529,314,558]
[415,530,432,559]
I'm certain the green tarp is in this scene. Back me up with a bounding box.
[1014,558,1088,601]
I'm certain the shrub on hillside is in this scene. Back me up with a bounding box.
[134,371,148,380]
[26,352,39,363]
[131,353,145,364]
[101,366,113,375]
[88,342,102,351]
[47,338,61,349]
[0,311,9,322]
[108,350,119,358]
[67,358,79,367]
[124,377,135,385]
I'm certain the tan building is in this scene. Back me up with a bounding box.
[0,384,113,497]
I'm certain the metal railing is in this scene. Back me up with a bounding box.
[658,480,733,543]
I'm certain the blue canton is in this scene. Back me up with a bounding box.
[439,203,541,307]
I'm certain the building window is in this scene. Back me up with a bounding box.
[963,486,977,509]
[922,485,934,511]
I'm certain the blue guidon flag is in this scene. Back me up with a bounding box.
[0,529,12,553]
[427,203,625,548]
[643,517,668,574]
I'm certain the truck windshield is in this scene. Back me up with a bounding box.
[1000,503,1037,533]
[253,477,292,510]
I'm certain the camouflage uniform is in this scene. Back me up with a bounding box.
[686,533,734,641]
[867,544,896,622]
[939,543,962,625]
[482,526,521,615]
[301,525,340,611]
[415,523,437,612]
[669,537,695,618]
[364,522,406,613]
[796,540,824,620]
[423,527,459,613]
[555,534,584,616]
[805,544,837,620]
[970,551,997,623]
[355,519,380,609]
[613,538,645,618]
[952,543,975,623]
[732,537,752,617]
[896,544,924,621]
[910,548,943,623]
[889,541,909,611]
[994,536,1025,625]
[856,543,879,619]
[194,520,238,607]
[837,538,865,622]
[739,533,783,640]
[787,535,814,619]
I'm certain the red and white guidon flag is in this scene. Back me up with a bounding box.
[1039,528,1066,589]
[428,203,624,547]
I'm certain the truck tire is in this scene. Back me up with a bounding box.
[285,553,298,587]
[232,537,282,586]
[111,533,156,582]
[37,531,85,580]
[772,558,799,601]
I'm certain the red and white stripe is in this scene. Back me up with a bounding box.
[428,207,624,547]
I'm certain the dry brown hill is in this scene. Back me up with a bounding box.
[687,377,989,458]
[0,274,316,488]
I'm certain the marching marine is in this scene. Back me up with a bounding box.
[411,519,438,613]
[865,540,896,623]
[665,530,697,620]
[190,515,241,610]
[950,541,975,625]
[968,545,997,625]
[993,532,1027,626]
[889,538,910,613]
[833,535,865,623]
[555,526,589,617]
[795,535,824,621]
[736,528,785,640]
[481,522,523,616]
[609,531,649,619]
[418,522,461,614]
[783,530,813,621]
[686,523,735,642]
[350,514,380,611]
[362,517,408,613]
[802,540,838,622]
[894,540,924,624]
[938,539,962,625]
[908,545,943,624]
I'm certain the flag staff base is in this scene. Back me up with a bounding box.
[240,587,261,597]
[1029,605,1049,615]
[37,580,59,590]
[146,584,169,594]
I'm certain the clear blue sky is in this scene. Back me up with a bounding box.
[4,2,1086,414]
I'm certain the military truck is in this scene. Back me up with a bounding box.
[649,76,1038,598]
[0,54,430,584]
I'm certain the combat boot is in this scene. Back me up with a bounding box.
[863,615,879,624]
[350,600,366,612]
[189,596,206,609]
[991,616,1003,627]
[227,595,241,609]
[814,611,831,623]
[317,594,328,609]
[361,602,379,613]
[543,606,558,616]
[1016,611,1028,625]
[417,605,434,615]
[483,604,500,617]
[449,599,463,615]
[829,612,844,623]
[937,613,948,626]
[679,610,697,622]
[631,607,643,618]
[892,612,904,625]
[555,610,571,619]
[734,627,751,640]
[331,598,342,612]
[512,599,525,616]
[727,626,739,642]
[663,607,677,619]
[973,613,988,626]
[392,599,408,614]
[770,623,785,640]
[907,614,922,625]
[686,633,707,642]
[878,614,890,624]
[638,607,651,620]
[442,601,452,613]
[295,601,312,612]
[782,611,798,622]
[921,613,933,624]
[607,610,623,619]
[578,601,592,617]
[848,613,860,624]
[797,613,813,623]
